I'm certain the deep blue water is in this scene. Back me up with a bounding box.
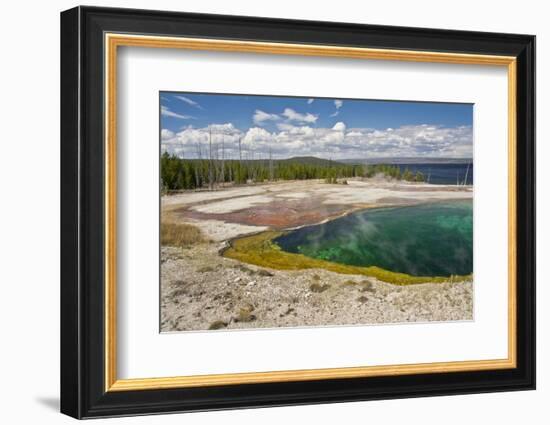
[395,163,473,185]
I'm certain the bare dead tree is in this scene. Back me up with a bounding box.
[228,150,232,183]
[214,140,220,186]
[462,163,470,186]
[238,137,242,162]
[269,147,274,181]
[251,150,257,182]
[238,137,243,184]
[220,132,225,186]
[208,128,214,190]
[194,140,202,188]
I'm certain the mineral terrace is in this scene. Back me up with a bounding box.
[160,178,473,332]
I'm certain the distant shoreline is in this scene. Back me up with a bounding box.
[339,157,472,165]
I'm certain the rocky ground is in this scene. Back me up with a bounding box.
[160,243,473,332]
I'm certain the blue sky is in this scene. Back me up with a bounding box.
[160,92,473,160]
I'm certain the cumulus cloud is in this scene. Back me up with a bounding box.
[206,123,240,133]
[175,95,203,109]
[243,127,274,146]
[253,109,281,125]
[282,108,318,124]
[276,122,295,131]
[161,129,175,141]
[342,124,473,158]
[161,122,241,150]
[332,122,346,132]
[161,105,194,120]
[161,122,472,159]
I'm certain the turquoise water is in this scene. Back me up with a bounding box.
[275,201,473,277]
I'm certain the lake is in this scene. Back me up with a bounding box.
[393,163,473,185]
[274,200,473,277]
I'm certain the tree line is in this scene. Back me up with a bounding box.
[161,153,425,192]
[364,164,426,183]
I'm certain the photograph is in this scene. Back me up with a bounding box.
[159,92,474,332]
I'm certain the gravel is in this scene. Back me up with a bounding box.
[160,244,473,332]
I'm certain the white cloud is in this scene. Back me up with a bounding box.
[307,98,314,104]
[161,105,194,120]
[207,123,240,133]
[160,122,243,159]
[282,108,318,124]
[253,109,281,125]
[161,129,175,140]
[160,122,472,159]
[278,125,316,137]
[175,95,203,109]
[342,124,473,158]
[243,127,273,145]
[332,122,346,132]
[330,100,343,117]
[276,123,295,131]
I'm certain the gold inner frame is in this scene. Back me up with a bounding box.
[104,33,517,392]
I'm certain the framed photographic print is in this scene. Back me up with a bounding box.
[60,6,535,419]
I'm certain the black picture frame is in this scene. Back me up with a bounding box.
[61,5,535,419]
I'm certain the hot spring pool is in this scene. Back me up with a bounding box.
[274,200,473,277]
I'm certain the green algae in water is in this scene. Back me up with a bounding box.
[275,201,473,277]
